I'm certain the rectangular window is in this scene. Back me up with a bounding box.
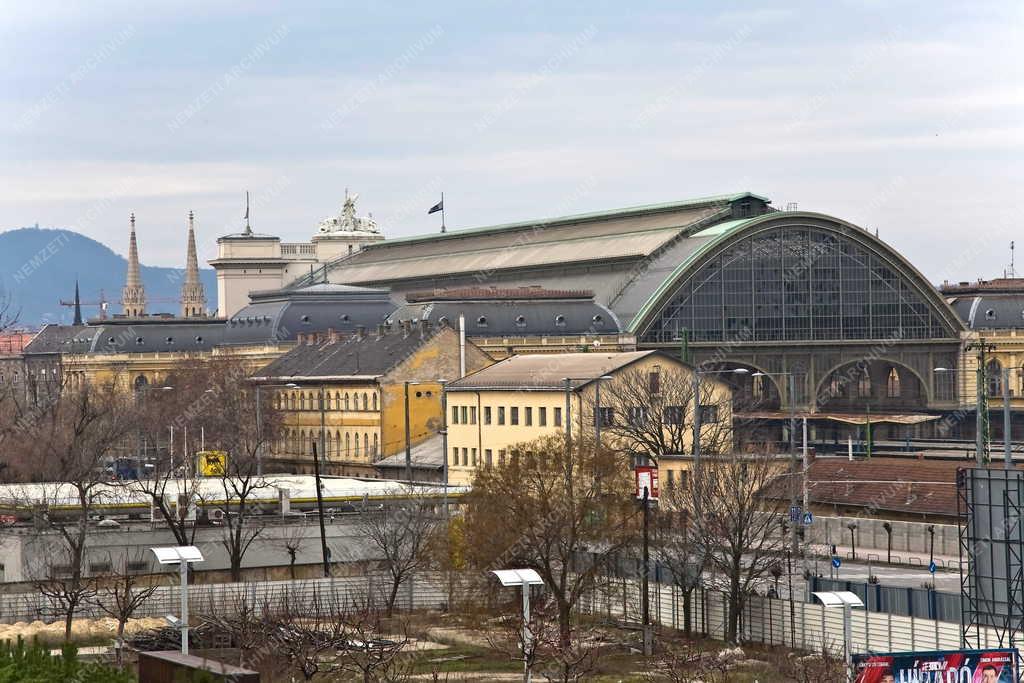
[498,407,506,425]
[699,405,720,423]
[680,470,689,489]
[470,406,478,424]
[525,407,533,426]
[510,407,519,425]
[471,448,477,466]
[664,405,684,425]
[485,449,493,466]
[554,407,562,427]
[451,406,459,424]
[628,406,648,426]
[666,469,675,488]
[539,407,547,426]
[649,371,661,394]
[452,447,458,466]
[462,448,468,466]
[460,406,468,424]
[498,449,507,466]
[484,406,492,424]
[598,407,615,427]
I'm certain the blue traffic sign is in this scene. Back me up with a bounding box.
[789,506,802,523]
[832,557,841,569]
[802,512,813,526]
[929,561,937,574]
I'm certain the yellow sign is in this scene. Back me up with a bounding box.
[198,451,228,477]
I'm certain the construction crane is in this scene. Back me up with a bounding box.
[59,289,110,321]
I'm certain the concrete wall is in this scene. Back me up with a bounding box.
[806,514,959,560]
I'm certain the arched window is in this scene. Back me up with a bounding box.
[300,394,307,410]
[345,432,351,455]
[363,433,369,456]
[372,392,378,411]
[362,393,368,411]
[886,368,901,398]
[344,393,350,410]
[857,370,871,398]
[354,433,361,457]
[133,375,149,394]
[372,433,379,457]
[828,375,844,398]
[987,359,1004,397]
[335,392,342,409]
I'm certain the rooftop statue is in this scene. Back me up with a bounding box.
[318,189,379,234]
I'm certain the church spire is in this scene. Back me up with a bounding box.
[121,213,146,317]
[180,210,206,318]
[72,279,83,326]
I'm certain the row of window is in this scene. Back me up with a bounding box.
[277,429,379,460]
[451,405,564,427]
[452,446,510,468]
[450,403,721,427]
[276,391,378,412]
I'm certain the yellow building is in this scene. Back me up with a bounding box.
[444,350,734,485]
[254,321,492,476]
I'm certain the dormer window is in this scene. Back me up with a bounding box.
[476,316,488,328]
[515,315,527,328]
[592,314,604,327]
[301,315,311,324]
[136,337,144,345]
[195,336,204,344]
[986,309,997,321]
[340,314,350,322]
[554,314,566,327]
[165,337,174,344]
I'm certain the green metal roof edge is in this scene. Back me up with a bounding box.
[627,211,967,335]
[370,191,769,248]
[628,216,760,333]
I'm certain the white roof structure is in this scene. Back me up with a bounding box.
[0,475,466,511]
[491,568,544,587]
[812,591,865,608]
[151,545,204,565]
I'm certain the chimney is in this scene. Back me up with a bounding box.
[327,327,338,344]
[419,319,432,339]
[400,320,411,338]
[376,323,386,338]
[307,333,317,346]
[356,325,366,341]
[296,332,305,345]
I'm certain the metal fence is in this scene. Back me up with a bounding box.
[809,575,961,623]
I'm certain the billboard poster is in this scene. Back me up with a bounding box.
[853,648,1018,683]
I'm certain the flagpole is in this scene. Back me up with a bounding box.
[440,192,446,233]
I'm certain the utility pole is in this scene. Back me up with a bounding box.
[404,381,413,481]
[641,483,652,656]
[311,438,331,577]
[1004,366,1013,469]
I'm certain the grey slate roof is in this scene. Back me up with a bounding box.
[223,283,396,345]
[948,295,1024,330]
[255,326,446,379]
[21,324,81,355]
[56,319,227,354]
[387,297,622,336]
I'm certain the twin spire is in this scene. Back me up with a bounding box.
[119,212,207,319]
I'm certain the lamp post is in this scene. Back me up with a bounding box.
[750,371,801,554]
[439,379,449,508]
[812,591,864,682]
[404,381,420,482]
[150,546,204,656]
[254,381,298,476]
[491,569,545,683]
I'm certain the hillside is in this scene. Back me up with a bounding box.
[0,227,217,326]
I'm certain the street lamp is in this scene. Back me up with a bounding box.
[812,590,864,682]
[405,381,420,482]
[491,568,545,683]
[150,545,204,656]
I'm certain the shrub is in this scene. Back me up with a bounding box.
[0,637,135,683]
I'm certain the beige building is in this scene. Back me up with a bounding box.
[254,322,492,477]
[210,192,385,318]
[444,350,733,485]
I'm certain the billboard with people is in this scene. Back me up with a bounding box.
[853,648,1018,682]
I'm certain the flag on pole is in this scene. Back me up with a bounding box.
[428,199,443,215]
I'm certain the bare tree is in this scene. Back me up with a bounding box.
[90,550,159,667]
[586,366,734,461]
[642,641,735,683]
[464,434,636,662]
[276,519,307,580]
[652,496,704,635]
[359,486,439,616]
[489,601,604,683]
[5,377,137,640]
[686,451,784,642]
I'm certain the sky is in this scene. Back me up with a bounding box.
[1,0,1022,285]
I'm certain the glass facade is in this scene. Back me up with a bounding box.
[642,227,953,344]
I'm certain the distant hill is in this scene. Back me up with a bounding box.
[0,227,217,326]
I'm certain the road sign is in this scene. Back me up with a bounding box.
[929,561,937,574]
[789,506,802,523]
[832,557,841,569]
[803,511,813,526]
